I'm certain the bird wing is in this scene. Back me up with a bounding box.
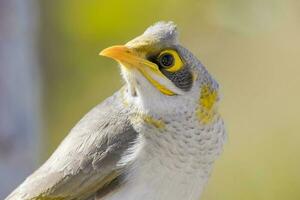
[6,89,139,200]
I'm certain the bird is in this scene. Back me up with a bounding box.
[5,21,226,200]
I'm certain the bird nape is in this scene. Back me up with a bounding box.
[5,21,226,200]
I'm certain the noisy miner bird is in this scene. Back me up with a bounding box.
[6,21,226,200]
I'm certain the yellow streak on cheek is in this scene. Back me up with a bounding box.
[196,84,218,124]
[138,68,176,96]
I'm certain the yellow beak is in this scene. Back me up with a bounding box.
[100,45,141,68]
[99,45,176,96]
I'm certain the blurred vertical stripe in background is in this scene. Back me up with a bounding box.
[0,0,41,198]
[1,0,300,199]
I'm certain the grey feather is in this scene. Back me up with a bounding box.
[5,89,138,200]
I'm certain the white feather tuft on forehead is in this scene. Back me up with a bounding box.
[143,21,178,43]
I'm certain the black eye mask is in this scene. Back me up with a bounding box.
[160,66,193,91]
[149,50,194,92]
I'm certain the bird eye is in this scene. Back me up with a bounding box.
[157,50,184,72]
[158,53,174,68]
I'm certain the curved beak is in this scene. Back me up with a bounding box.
[99,45,129,58]
[99,45,176,96]
[100,45,139,69]
[99,45,159,72]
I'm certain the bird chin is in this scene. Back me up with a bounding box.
[120,63,183,104]
[120,65,141,97]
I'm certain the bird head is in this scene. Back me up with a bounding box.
[100,21,219,120]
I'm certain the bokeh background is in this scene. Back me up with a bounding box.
[1,0,300,199]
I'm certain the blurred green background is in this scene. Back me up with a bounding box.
[7,0,300,199]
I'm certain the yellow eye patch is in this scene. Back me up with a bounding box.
[158,49,184,72]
